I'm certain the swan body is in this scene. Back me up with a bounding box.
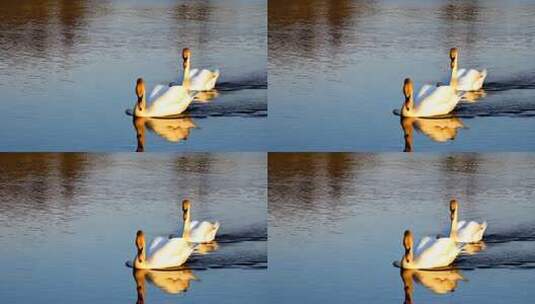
[401,79,460,118]
[187,68,220,91]
[180,48,219,91]
[449,47,487,91]
[449,199,487,243]
[401,230,461,270]
[181,199,220,243]
[134,231,194,270]
[134,80,194,118]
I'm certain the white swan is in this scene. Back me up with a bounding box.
[449,199,487,243]
[400,230,461,270]
[181,48,219,92]
[449,47,487,92]
[401,78,461,118]
[133,230,194,270]
[181,199,220,243]
[134,67,195,118]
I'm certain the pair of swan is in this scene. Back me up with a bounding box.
[400,48,487,118]
[400,199,487,270]
[132,199,220,270]
[133,48,219,118]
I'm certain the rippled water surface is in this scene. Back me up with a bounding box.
[269,153,535,303]
[268,0,535,151]
[0,153,267,303]
[0,0,266,151]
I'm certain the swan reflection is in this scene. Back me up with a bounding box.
[133,267,198,302]
[401,267,465,303]
[401,116,465,152]
[194,89,219,103]
[196,241,220,255]
[461,89,486,103]
[133,116,197,152]
[462,241,486,255]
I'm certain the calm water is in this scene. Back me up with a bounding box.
[0,153,267,303]
[269,153,535,303]
[268,0,535,151]
[0,1,267,151]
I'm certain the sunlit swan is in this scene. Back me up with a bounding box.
[400,230,461,270]
[401,78,460,118]
[401,116,465,152]
[133,230,194,270]
[181,48,219,92]
[181,199,220,243]
[449,199,487,243]
[134,78,194,118]
[450,47,487,92]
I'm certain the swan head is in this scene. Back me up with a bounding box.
[402,230,414,266]
[135,230,146,264]
[449,48,458,69]
[449,199,458,221]
[182,48,191,69]
[402,78,414,115]
[182,199,191,221]
[135,78,146,111]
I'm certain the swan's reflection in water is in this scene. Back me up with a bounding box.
[133,267,198,302]
[401,267,465,303]
[194,89,219,103]
[133,116,197,152]
[462,241,486,255]
[196,241,219,255]
[461,89,486,103]
[401,116,465,152]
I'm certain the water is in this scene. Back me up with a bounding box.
[268,0,535,151]
[0,0,267,151]
[268,153,535,303]
[0,153,267,303]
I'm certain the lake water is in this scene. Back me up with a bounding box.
[0,153,267,303]
[0,0,267,151]
[269,153,535,303]
[268,0,535,151]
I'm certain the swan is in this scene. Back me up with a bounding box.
[181,199,220,243]
[134,77,195,118]
[181,48,219,92]
[133,230,194,270]
[401,78,461,118]
[400,230,461,270]
[449,47,487,92]
[449,199,487,243]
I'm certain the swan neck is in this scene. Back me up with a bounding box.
[135,247,146,269]
[182,209,191,239]
[450,210,458,240]
[183,59,191,90]
[450,59,458,90]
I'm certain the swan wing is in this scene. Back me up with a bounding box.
[456,69,467,78]
[416,237,461,269]
[189,221,220,243]
[148,236,169,255]
[147,86,193,117]
[149,238,194,269]
[417,84,435,99]
[458,69,487,91]
[457,221,487,243]
[415,85,460,117]
[190,69,220,91]
[149,84,168,101]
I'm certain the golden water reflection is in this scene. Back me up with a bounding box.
[133,267,198,302]
[401,116,465,152]
[401,267,465,303]
[133,116,197,152]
